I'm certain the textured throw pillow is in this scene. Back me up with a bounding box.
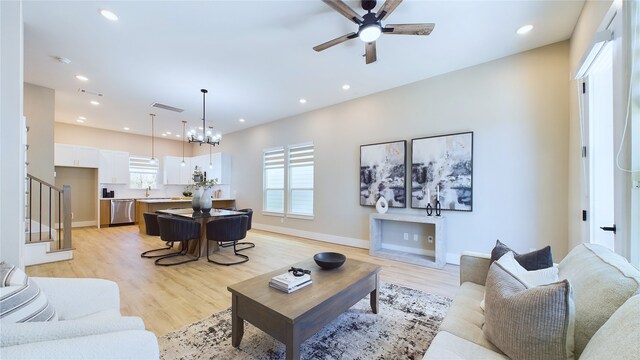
[491,239,553,270]
[0,262,57,323]
[480,252,559,311]
[483,262,575,360]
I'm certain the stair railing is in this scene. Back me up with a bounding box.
[26,174,72,251]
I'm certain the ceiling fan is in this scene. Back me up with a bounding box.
[313,0,435,64]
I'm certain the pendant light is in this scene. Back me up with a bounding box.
[208,126,213,168]
[181,121,187,167]
[149,114,157,164]
[188,88,221,146]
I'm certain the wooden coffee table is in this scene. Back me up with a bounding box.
[227,258,381,360]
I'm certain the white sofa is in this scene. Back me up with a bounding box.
[424,243,640,359]
[1,277,159,359]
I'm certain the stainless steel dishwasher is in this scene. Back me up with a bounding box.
[110,199,135,225]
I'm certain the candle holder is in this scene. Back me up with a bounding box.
[435,200,442,217]
[425,203,433,216]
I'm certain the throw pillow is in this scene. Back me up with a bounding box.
[491,239,553,270]
[480,252,559,311]
[496,251,559,287]
[0,262,57,323]
[483,262,575,360]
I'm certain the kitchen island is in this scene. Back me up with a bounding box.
[136,198,236,233]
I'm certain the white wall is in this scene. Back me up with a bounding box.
[0,1,25,267]
[197,42,571,262]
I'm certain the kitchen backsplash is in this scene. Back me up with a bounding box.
[98,184,232,199]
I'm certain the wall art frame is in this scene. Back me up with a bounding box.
[411,131,473,212]
[360,140,407,208]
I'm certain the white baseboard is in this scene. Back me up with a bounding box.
[252,223,369,249]
[72,220,97,228]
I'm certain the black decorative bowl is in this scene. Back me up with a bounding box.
[313,252,346,269]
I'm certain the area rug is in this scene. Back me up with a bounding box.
[159,283,452,360]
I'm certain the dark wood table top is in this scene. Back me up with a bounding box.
[157,208,245,219]
[228,258,380,322]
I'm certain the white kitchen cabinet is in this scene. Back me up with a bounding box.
[208,152,231,184]
[189,152,230,184]
[54,143,99,168]
[163,156,192,185]
[99,150,130,184]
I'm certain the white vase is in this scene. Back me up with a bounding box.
[199,188,214,212]
[192,188,203,212]
[376,197,389,214]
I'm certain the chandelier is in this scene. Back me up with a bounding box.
[188,89,221,146]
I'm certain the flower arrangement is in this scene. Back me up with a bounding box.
[192,166,218,189]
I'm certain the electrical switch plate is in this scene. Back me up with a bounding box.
[403,233,409,240]
[413,234,419,241]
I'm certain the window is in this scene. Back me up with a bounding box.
[288,143,314,217]
[129,155,159,189]
[263,148,285,213]
[262,143,315,218]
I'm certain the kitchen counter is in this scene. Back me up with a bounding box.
[136,198,237,233]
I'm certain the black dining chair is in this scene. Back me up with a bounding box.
[140,212,174,258]
[218,208,254,252]
[154,215,201,266]
[206,215,249,265]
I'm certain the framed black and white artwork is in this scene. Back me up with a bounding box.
[411,132,473,211]
[360,140,407,208]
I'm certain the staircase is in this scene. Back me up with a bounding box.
[24,174,73,265]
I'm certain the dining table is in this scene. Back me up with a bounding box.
[156,208,246,257]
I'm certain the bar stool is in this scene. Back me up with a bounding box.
[206,215,249,266]
[140,212,174,258]
[155,215,201,266]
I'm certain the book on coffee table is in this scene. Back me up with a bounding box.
[269,272,312,293]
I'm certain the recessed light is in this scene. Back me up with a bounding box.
[517,24,533,35]
[162,133,167,136]
[78,116,86,120]
[198,127,203,130]
[123,127,130,130]
[90,100,100,106]
[166,131,171,135]
[76,119,85,123]
[299,98,307,104]
[239,118,245,123]
[176,134,181,138]
[100,9,118,21]
[75,75,88,81]
[342,84,350,90]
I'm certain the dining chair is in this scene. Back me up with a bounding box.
[154,215,201,266]
[218,208,254,252]
[206,215,249,265]
[140,212,174,258]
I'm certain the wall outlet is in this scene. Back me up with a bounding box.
[403,233,409,240]
[280,218,284,224]
[71,212,74,219]
[413,234,419,241]
[427,235,434,243]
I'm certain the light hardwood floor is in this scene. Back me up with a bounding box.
[26,225,460,336]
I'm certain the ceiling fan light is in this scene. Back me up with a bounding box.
[359,24,381,42]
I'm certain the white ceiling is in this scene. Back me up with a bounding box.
[23,0,585,140]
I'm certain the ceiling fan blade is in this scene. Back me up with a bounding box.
[383,23,435,36]
[322,0,363,24]
[313,32,358,52]
[365,41,377,64]
[376,0,403,21]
